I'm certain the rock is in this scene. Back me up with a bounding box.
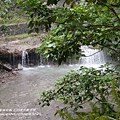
[12,71,17,75]
[14,49,21,56]
[18,63,23,70]
[2,80,5,83]
[0,62,12,72]
[14,68,18,71]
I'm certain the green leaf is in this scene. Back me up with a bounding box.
[17,0,20,4]
[28,21,34,28]
[65,0,71,5]
[28,29,33,34]
[35,28,39,33]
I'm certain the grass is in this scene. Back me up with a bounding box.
[5,33,38,39]
[0,33,39,41]
[0,7,46,40]
[0,8,28,25]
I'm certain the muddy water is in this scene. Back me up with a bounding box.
[0,64,79,120]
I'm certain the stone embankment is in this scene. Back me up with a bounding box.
[0,34,44,83]
[0,23,30,36]
[0,23,44,36]
[0,32,46,70]
[0,23,49,84]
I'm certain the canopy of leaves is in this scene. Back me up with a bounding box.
[0,0,23,24]
[39,64,120,119]
[18,0,120,64]
[18,0,120,118]
[0,0,12,18]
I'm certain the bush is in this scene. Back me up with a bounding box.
[39,64,120,119]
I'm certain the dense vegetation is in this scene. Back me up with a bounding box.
[0,0,27,25]
[18,0,120,119]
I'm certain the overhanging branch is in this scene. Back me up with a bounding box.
[98,0,120,23]
[87,24,120,30]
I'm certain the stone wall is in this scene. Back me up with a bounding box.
[0,23,44,36]
[0,23,30,36]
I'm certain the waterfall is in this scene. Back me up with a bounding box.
[68,59,73,66]
[39,54,45,67]
[40,54,43,65]
[20,46,108,68]
[46,58,50,67]
[79,46,107,67]
[22,51,29,67]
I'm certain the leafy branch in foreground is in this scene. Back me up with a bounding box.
[18,0,120,119]
[18,0,120,65]
[39,64,120,119]
[35,4,120,64]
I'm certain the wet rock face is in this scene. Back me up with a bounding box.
[0,47,21,66]
[0,47,10,55]
[0,34,59,68]
[0,34,45,68]
[0,23,44,36]
[0,47,42,68]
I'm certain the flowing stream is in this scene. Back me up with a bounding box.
[0,46,111,120]
[0,65,80,120]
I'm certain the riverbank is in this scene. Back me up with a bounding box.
[0,33,46,84]
[0,68,19,84]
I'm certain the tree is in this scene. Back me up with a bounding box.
[18,0,120,64]
[18,0,120,119]
[0,0,12,18]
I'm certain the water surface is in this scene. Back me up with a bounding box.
[0,64,79,120]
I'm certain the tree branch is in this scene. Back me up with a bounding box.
[98,0,120,23]
[95,96,116,112]
[87,24,120,30]
[84,50,102,57]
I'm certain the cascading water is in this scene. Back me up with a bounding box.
[46,58,50,67]
[79,46,107,67]
[22,50,29,67]
[20,46,109,68]
[68,59,72,66]
[39,54,46,67]
[39,54,43,65]
[1,46,112,120]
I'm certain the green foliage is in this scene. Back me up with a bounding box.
[18,0,120,64]
[39,64,120,119]
[54,78,120,120]
[0,0,27,25]
[18,0,56,32]
[35,2,120,64]
[0,0,12,18]
[55,110,114,120]
[18,0,120,119]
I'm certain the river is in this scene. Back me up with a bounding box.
[0,64,80,120]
